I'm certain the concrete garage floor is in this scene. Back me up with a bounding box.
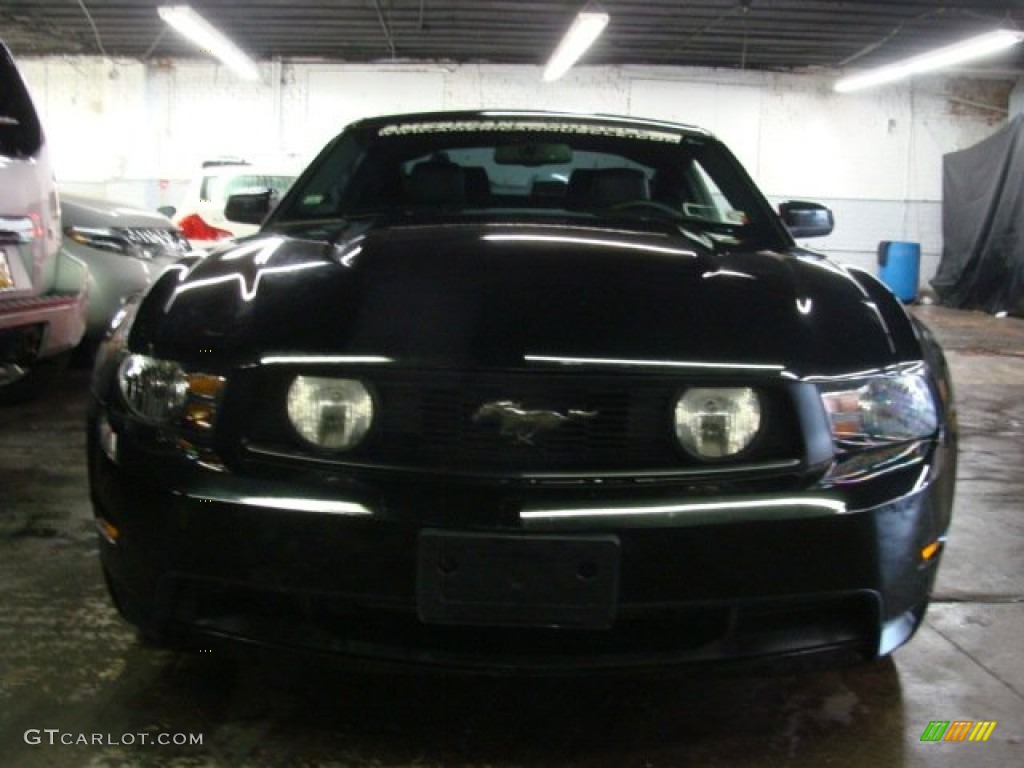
[0,305,1021,767]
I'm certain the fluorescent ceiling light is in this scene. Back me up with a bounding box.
[835,28,1024,93]
[158,5,260,81]
[543,8,609,82]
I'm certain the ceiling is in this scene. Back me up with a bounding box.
[2,1,1024,77]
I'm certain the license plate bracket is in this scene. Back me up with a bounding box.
[0,245,30,292]
[416,530,619,630]
[0,250,15,291]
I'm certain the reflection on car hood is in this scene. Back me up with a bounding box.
[134,220,915,377]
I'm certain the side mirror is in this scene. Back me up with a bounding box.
[224,190,273,226]
[779,200,834,239]
[157,205,176,218]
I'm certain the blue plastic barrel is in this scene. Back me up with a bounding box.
[877,241,920,302]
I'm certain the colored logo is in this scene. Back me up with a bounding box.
[920,721,997,742]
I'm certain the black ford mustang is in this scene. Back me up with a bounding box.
[87,111,956,672]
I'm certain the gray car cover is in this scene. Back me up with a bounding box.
[933,113,1024,316]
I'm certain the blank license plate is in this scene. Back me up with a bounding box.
[416,530,619,630]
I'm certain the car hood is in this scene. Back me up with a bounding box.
[135,219,916,377]
[61,194,179,229]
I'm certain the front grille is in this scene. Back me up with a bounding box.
[239,369,804,475]
[379,374,661,470]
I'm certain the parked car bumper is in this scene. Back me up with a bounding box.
[0,250,87,369]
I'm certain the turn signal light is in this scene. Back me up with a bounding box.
[921,540,942,562]
[96,518,120,545]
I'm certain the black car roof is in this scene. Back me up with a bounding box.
[348,109,713,140]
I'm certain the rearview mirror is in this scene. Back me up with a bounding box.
[779,200,834,239]
[494,143,572,166]
[224,190,273,225]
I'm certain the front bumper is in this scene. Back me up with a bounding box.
[0,248,88,366]
[88,405,953,673]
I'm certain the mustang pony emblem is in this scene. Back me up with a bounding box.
[472,400,599,445]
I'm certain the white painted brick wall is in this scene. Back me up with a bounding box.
[17,57,1010,290]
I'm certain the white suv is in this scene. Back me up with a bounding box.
[161,160,298,251]
[0,41,88,404]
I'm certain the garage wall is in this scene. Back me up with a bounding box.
[18,56,1010,289]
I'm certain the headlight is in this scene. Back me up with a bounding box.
[819,373,937,447]
[66,226,190,259]
[117,354,225,427]
[286,376,374,450]
[118,355,188,423]
[674,387,762,459]
[66,226,142,257]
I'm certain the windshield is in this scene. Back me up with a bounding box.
[269,116,788,250]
